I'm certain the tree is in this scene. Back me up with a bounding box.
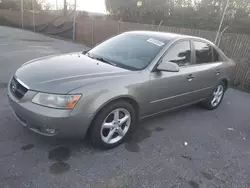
[36,0,53,11]
[105,0,250,35]
[64,0,67,15]
[0,0,43,10]
[23,0,42,10]
[0,0,20,10]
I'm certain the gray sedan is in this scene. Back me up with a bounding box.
[8,31,235,149]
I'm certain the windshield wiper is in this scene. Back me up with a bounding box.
[95,57,117,66]
[87,53,117,67]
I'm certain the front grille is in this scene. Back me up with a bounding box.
[10,77,28,100]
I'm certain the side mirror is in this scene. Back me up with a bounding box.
[157,60,180,72]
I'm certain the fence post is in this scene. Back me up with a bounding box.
[158,20,163,31]
[32,0,36,32]
[73,0,77,40]
[215,0,229,44]
[92,18,95,46]
[217,26,228,46]
[117,18,122,34]
[21,0,24,28]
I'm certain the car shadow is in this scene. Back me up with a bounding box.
[25,103,206,158]
[28,103,206,149]
[14,103,208,175]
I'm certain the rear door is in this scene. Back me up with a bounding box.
[148,40,204,115]
[190,40,223,99]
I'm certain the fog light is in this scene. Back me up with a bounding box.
[45,128,56,134]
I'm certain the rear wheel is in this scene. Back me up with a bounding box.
[89,100,136,149]
[201,82,225,110]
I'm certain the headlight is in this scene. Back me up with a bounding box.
[32,93,81,109]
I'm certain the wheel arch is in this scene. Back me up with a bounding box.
[221,78,229,90]
[87,95,140,134]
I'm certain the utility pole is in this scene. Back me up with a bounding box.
[214,0,230,45]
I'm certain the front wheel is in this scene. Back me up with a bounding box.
[89,100,136,149]
[201,82,225,110]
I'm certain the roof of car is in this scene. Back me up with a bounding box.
[125,30,212,44]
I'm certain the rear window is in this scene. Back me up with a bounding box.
[213,48,222,62]
[194,41,213,64]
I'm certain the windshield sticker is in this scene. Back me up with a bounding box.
[147,38,165,47]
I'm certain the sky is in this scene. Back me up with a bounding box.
[77,0,106,13]
[49,0,106,13]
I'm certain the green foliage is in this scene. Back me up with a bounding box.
[0,0,42,10]
[105,0,250,35]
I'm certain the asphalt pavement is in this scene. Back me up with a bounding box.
[1,26,250,188]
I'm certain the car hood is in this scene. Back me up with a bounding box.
[15,53,132,93]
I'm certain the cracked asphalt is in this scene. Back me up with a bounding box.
[1,26,250,188]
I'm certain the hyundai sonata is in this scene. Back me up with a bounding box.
[8,31,235,149]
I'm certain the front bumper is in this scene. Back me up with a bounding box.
[7,82,93,138]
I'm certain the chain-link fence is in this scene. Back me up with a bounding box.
[2,1,250,90]
[0,0,77,40]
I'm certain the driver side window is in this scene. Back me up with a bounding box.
[163,41,192,67]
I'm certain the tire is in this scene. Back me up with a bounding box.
[89,100,136,149]
[201,82,226,110]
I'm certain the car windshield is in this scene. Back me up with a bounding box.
[87,33,166,70]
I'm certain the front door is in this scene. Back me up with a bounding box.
[148,40,204,115]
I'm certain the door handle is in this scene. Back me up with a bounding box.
[187,74,194,81]
[216,69,220,76]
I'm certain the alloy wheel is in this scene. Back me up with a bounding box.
[211,85,224,107]
[100,108,131,144]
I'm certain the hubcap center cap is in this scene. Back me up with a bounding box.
[113,122,120,128]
